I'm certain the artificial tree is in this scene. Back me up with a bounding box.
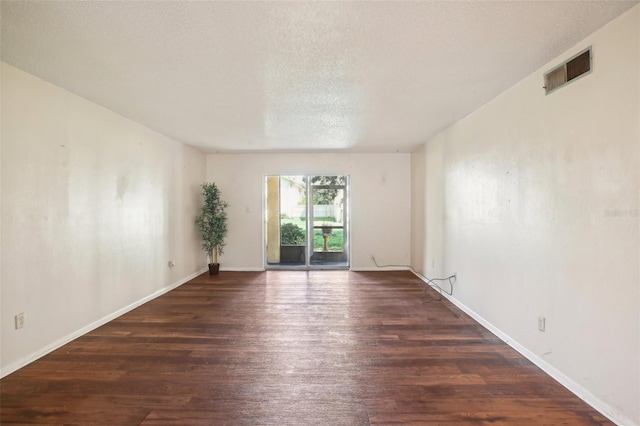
[195,182,229,275]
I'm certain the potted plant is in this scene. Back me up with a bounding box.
[280,222,306,263]
[195,182,229,275]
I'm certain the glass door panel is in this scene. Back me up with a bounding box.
[309,176,348,267]
[265,175,307,267]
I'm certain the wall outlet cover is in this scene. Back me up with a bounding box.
[538,316,546,332]
[15,313,25,329]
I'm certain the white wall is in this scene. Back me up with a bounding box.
[206,153,411,270]
[411,141,445,279]
[410,146,426,271]
[412,6,639,425]
[1,63,207,375]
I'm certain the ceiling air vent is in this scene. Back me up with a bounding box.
[544,47,592,95]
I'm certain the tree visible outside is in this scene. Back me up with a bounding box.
[308,175,346,204]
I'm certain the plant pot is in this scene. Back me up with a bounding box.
[208,263,220,275]
[280,245,305,264]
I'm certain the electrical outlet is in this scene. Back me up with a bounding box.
[538,316,546,332]
[15,313,25,329]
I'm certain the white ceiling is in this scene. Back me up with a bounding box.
[2,1,637,154]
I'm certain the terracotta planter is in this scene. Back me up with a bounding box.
[208,263,220,275]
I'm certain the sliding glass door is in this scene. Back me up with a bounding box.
[265,175,348,269]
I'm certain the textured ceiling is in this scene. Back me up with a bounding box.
[2,1,637,153]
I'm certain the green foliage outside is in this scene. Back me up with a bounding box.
[280,223,306,245]
[310,176,346,205]
[313,229,343,252]
[298,175,347,205]
[279,219,344,251]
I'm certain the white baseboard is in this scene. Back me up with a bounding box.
[220,267,265,272]
[411,271,636,426]
[350,266,411,272]
[0,267,207,379]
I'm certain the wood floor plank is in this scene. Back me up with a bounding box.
[1,271,611,425]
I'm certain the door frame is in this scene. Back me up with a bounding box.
[263,174,350,270]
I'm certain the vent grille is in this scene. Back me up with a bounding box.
[544,47,592,95]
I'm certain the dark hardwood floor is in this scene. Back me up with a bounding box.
[1,271,610,425]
